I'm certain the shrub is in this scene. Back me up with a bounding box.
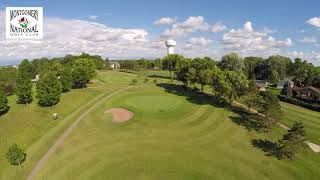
[144,78,149,83]
[131,79,138,84]
[153,79,157,84]
[278,95,320,112]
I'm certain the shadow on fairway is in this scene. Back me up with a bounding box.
[251,139,278,157]
[156,83,223,107]
[147,74,171,80]
[228,107,265,132]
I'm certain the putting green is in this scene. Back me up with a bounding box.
[124,95,183,113]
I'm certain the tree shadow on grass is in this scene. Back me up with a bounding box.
[228,106,266,132]
[147,74,171,80]
[251,139,279,157]
[156,83,224,107]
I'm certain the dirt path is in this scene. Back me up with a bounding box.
[233,101,320,153]
[26,86,132,180]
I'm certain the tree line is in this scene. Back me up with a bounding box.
[161,53,308,160]
[0,53,108,116]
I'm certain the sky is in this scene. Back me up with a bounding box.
[0,0,320,65]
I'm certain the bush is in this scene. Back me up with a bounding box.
[131,79,138,84]
[278,95,320,112]
[153,79,157,84]
[0,90,9,116]
[144,78,149,83]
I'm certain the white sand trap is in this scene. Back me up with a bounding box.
[105,108,134,123]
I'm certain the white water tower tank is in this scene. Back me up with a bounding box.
[165,39,176,55]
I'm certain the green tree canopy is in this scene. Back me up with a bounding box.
[276,122,306,160]
[218,53,243,72]
[72,66,90,88]
[59,68,73,92]
[36,72,62,107]
[6,144,26,167]
[0,90,9,116]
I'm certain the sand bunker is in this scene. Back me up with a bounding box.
[105,108,134,123]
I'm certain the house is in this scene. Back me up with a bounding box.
[110,62,120,69]
[31,74,40,82]
[255,80,267,91]
[277,79,294,89]
[292,86,320,102]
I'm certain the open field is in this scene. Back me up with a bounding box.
[1,70,320,180]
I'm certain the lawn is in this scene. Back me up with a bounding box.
[280,102,320,144]
[97,70,174,85]
[34,84,320,180]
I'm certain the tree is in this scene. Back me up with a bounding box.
[16,73,33,104]
[269,70,280,85]
[0,90,9,115]
[191,57,215,91]
[73,58,96,80]
[242,80,262,112]
[243,56,263,79]
[6,144,26,168]
[265,55,291,80]
[175,58,195,87]
[259,92,283,131]
[218,53,243,72]
[18,59,35,79]
[281,81,293,99]
[59,68,73,92]
[198,69,214,92]
[72,66,90,88]
[212,70,248,104]
[276,122,306,160]
[36,72,62,106]
[162,54,184,79]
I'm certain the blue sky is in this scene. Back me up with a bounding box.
[0,0,320,65]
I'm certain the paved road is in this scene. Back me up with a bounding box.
[26,86,132,180]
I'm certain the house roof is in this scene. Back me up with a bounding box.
[300,86,320,94]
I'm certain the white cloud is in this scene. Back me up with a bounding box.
[221,21,292,57]
[307,17,320,28]
[188,37,212,46]
[88,15,98,20]
[287,51,320,65]
[154,17,176,26]
[211,22,227,32]
[0,11,167,62]
[300,37,318,44]
[161,16,210,38]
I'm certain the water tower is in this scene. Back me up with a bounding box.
[165,39,176,55]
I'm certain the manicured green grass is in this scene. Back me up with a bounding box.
[266,86,281,95]
[35,85,320,180]
[280,102,320,144]
[97,70,174,85]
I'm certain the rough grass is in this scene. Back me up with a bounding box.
[280,102,320,144]
[0,79,119,180]
[35,85,320,180]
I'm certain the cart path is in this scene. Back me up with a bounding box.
[26,86,132,180]
[233,101,320,153]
